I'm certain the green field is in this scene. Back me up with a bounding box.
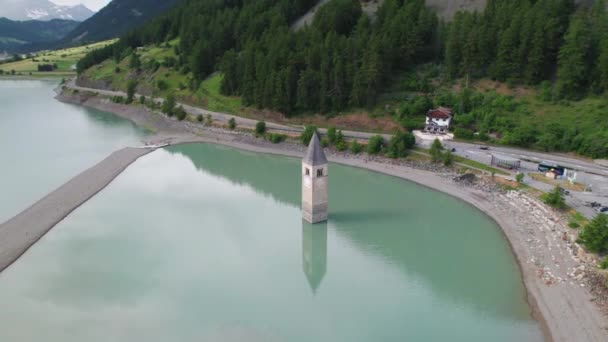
[0,40,116,77]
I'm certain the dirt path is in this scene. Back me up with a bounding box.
[0,147,155,273]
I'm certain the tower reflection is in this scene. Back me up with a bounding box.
[302,221,328,294]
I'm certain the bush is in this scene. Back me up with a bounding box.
[255,121,266,136]
[540,186,566,210]
[139,95,146,104]
[568,221,580,229]
[111,96,124,104]
[430,138,444,162]
[205,114,213,126]
[157,79,168,91]
[443,150,454,166]
[321,138,329,147]
[327,127,337,145]
[129,53,141,70]
[515,173,524,183]
[454,128,474,140]
[367,135,384,154]
[350,140,363,154]
[578,214,608,253]
[268,133,286,144]
[196,114,203,122]
[174,106,187,121]
[600,256,608,269]
[334,130,348,151]
[300,125,317,145]
[386,132,415,158]
[126,79,138,104]
[162,93,176,116]
[228,117,236,130]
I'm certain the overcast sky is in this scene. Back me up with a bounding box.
[51,0,111,11]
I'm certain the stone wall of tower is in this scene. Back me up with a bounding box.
[302,163,328,223]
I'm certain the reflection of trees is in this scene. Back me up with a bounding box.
[168,143,529,320]
[166,144,300,207]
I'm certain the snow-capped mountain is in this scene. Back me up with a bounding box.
[0,0,94,21]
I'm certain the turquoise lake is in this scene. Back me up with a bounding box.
[0,80,147,222]
[0,124,544,341]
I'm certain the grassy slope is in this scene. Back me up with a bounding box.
[85,40,242,114]
[0,40,116,76]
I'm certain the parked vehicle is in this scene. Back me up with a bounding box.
[537,162,565,176]
[559,188,570,196]
[479,146,489,150]
[596,206,608,214]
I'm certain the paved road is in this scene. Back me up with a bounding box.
[67,80,392,141]
[67,80,608,217]
[424,139,608,219]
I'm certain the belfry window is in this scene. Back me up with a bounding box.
[317,169,323,177]
[305,168,310,176]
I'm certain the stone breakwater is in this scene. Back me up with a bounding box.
[0,147,154,273]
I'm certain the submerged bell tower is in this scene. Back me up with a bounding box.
[302,131,328,223]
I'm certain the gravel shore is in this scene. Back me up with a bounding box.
[3,89,600,341]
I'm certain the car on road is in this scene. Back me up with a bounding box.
[596,206,608,214]
[559,188,570,196]
[479,146,490,150]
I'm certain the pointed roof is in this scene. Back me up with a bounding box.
[303,131,327,166]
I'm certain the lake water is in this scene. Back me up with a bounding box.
[0,80,147,222]
[0,131,544,340]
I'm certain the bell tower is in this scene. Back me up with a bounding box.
[302,131,328,223]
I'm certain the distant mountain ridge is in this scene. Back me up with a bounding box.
[60,0,181,44]
[0,17,79,53]
[0,0,94,21]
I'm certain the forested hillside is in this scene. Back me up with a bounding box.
[60,0,182,45]
[0,18,79,53]
[78,0,608,157]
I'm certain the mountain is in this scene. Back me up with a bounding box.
[0,18,79,53]
[60,0,181,44]
[0,0,94,21]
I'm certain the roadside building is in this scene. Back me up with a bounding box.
[424,107,452,134]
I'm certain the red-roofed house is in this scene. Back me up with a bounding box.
[424,107,452,134]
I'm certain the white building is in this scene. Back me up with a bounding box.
[424,107,453,134]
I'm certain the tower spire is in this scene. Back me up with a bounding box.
[303,131,327,166]
[302,131,328,223]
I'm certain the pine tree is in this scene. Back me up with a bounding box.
[556,10,593,99]
[220,49,239,95]
[598,36,608,92]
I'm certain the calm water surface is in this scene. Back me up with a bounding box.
[0,143,544,341]
[0,80,147,222]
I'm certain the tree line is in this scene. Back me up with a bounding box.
[78,0,438,115]
[80,0,608,112]
[445,0,608,99]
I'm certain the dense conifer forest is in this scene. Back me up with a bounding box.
[78,0,608,157]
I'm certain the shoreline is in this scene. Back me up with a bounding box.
[56,88,608,342]
[1,88,599,341]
